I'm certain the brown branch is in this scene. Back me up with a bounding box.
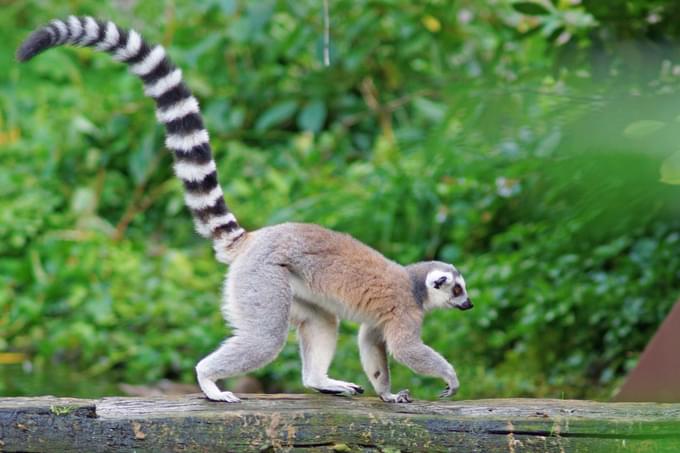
[359,77,395,144]
[112,178,174,242]
[112,150,166,242]
[341,87,436,129]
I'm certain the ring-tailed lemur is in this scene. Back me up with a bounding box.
[18,16,473,403]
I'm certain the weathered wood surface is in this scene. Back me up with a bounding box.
[1,394,679,452]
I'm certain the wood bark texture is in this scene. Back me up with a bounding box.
[1,394,679,452]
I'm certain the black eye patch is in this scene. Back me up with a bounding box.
[453,284,463,297]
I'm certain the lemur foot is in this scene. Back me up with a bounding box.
[204,390,241,403]
[380,389,413,403]
[309,378,364,396]
[197,371,241,403]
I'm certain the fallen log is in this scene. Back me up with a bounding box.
[1,394,679,452]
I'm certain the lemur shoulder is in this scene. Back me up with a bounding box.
[17,16,473,404]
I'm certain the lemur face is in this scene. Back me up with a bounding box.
[424,265,473,311]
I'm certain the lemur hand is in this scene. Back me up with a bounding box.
[439,378,459,399]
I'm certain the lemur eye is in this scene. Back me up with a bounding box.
[453,284,463,297]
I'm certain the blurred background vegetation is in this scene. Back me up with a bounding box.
[1,0,680,401]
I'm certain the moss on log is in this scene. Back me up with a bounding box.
[1,394,679,452]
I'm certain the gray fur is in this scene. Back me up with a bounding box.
[388,332,459,392]
[408,271,428,308]
[358,325,412,402]
[196,223,471,403]
[406,261,458,307]
[195,246,292,402]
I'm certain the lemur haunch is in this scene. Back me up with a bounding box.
[18,17,473,403]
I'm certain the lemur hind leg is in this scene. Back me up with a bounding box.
[293,300,364,396]
[196,263,292,403]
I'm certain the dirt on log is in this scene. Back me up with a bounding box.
[1,394,679,452]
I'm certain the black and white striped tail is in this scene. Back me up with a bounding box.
[17,16,246,257]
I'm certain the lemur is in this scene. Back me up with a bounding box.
[17,16,473,403]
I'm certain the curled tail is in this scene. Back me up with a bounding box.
[17,16,246,261]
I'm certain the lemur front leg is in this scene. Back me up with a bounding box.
[293,301,364,396]
[385,328,460,399]
[358,324,412,403]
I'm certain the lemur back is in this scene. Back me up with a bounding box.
[247,222,419,326]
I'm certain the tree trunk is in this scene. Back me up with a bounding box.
[1,394,679,452]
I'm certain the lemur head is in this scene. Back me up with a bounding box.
[407,261,472,312]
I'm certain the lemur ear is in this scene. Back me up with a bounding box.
[433,276,447,289]
[426,270,453,289]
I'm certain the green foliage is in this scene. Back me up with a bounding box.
[50,405,77,416]
[1,0,680,400]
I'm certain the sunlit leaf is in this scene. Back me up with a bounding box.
[297,100,327,133]
[72,116,99,136]
[246,1,274,34]
[623,120,666,138]
[70,187,96,216]
[660,151,680,185]
[413,97,446,121]
[216,0,237,14]
[255,100,298,131]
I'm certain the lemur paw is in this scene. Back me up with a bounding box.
[380,389,413,403]
[204,390,241,403]
[309,378,364,396]
[439,384,459,399]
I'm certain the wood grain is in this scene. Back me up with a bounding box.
[1,394,679,452]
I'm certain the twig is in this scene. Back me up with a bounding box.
[359,77,396,144]
[112,151,165,241]
[323,0,330,66]
[113,183,148,241]
[113,179,173,242]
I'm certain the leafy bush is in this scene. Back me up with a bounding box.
[2,0,679,400]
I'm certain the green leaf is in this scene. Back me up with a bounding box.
[255,100,298,131]
[623,120,666,138]
[413,97,446,121]
[246,1,274,34]
[216,0,236,14]
[70,187,96,216]
[660,151,680,185]
[199,0,236,14]
[297,100,327,133]
[512,2,551,16]
[128,133,156,185]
